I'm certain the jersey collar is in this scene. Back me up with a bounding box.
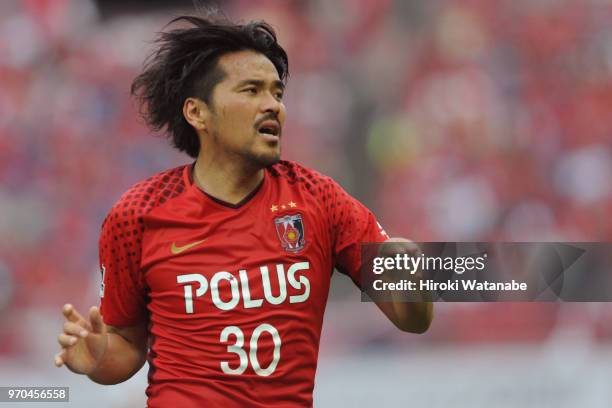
[184,163,267,210]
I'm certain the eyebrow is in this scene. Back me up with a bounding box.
[235,79,285,91]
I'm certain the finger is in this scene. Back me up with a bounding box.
[57,333,79,348]
[396,240,420,254]
[54,350,66,367]
[386,237,413,243]
[62,304,85,324]
[63,321,88,338]
[387,239,421,255]
[89,306,105,334]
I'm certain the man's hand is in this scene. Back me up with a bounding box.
[55,304,108,375]
[374,238,434,333]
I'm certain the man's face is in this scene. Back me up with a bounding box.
[204,50,286,168]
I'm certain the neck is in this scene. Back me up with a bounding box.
[193,152,264,205]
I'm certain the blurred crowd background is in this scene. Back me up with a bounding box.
[1,0,611,406]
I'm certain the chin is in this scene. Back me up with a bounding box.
[261,154,281,167]
[248,151,281,168]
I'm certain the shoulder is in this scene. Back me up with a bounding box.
[102,165,189,230]
[268,160,339,195]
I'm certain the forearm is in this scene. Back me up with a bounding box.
[87,332,146,385]
[389,300,433,333]
[376,237,434,333]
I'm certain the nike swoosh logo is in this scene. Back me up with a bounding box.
[171,239,207,255]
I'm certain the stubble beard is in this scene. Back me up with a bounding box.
[244,145,281,169]
[212,129,281,171]
[234,127,282,169]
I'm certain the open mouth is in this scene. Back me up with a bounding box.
[257,121,280,137]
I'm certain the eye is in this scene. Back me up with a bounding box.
[243,87,257,94]
[274,91,284,101]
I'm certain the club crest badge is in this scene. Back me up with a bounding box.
[274,213,306,252]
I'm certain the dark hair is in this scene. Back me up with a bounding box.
[131,15,289,158]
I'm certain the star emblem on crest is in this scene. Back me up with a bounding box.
[270,201,299,212]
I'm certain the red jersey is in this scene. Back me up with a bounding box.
[99,161,388,407]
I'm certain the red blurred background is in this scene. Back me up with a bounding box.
[1,0,611,406]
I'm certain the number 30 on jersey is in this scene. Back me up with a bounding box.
[220,323,281,377]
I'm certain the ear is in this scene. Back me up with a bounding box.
[183,97,210,133]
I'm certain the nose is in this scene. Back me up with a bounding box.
[260,91,282,115]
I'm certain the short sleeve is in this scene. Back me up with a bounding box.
[98,206,147,327]
[326,179,389,287]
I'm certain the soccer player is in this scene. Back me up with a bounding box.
[54,16,433,407]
